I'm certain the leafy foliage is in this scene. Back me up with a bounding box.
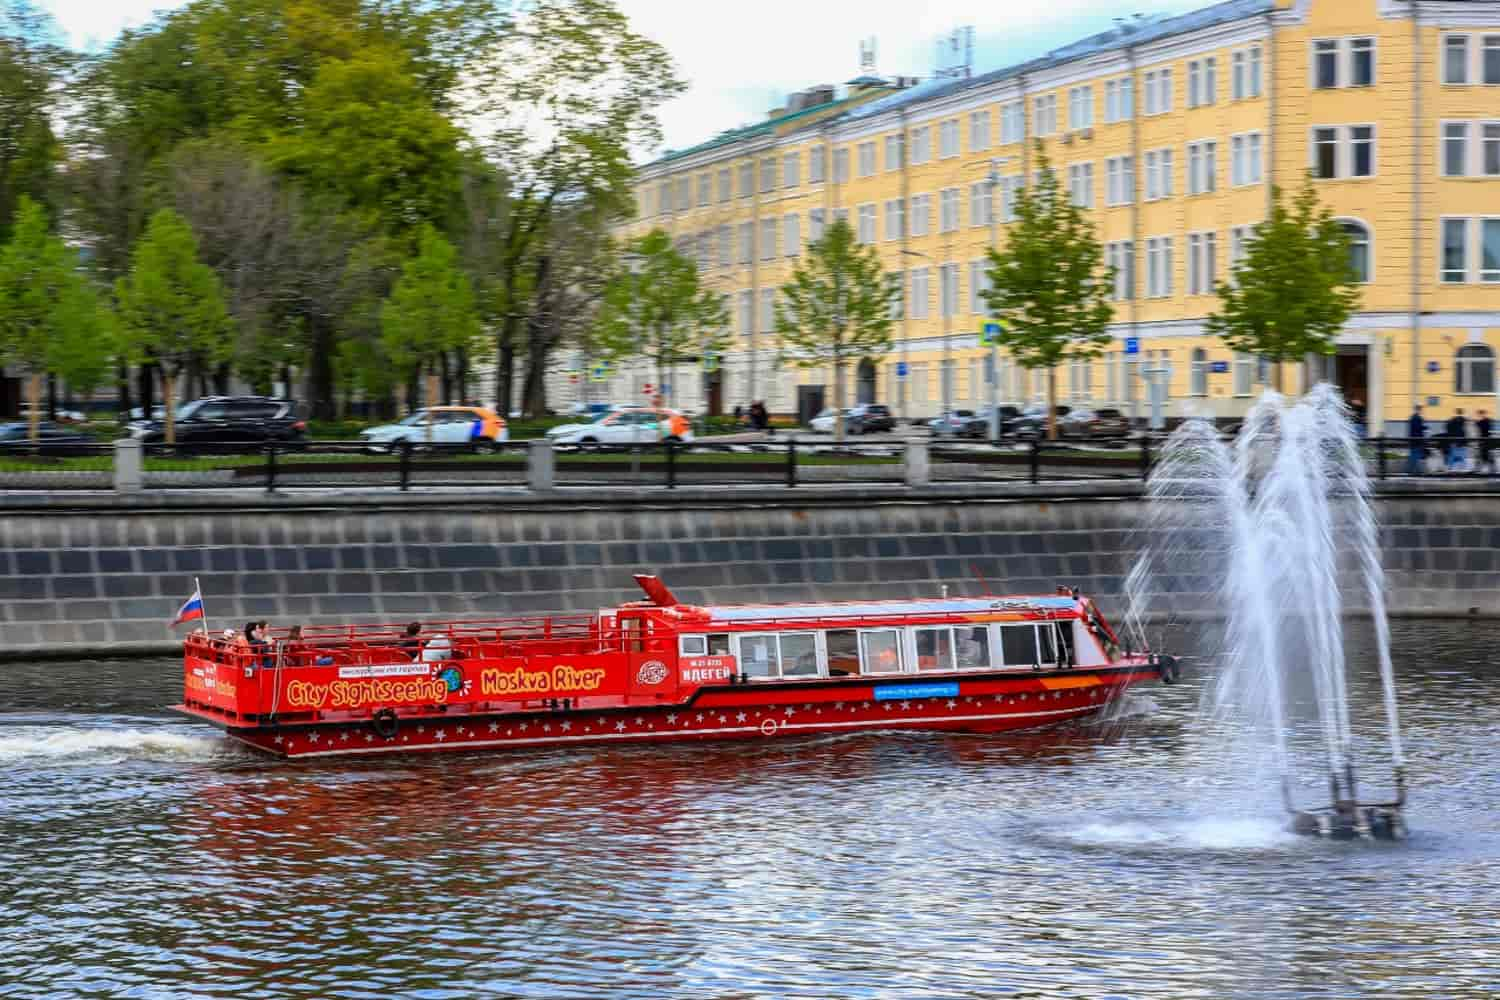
[380,224,483,390]
[1207,182,1360,389]
[0,1,68,241]
[981,145,1114,438]
[593,229,728,407]
[0,197,115,436]
[775,218,893,440]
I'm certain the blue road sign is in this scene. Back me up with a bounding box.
[896,361,909,378]
[1124,337,1141,355]
[981,321,1004,345]
[1426,360,1440,374]
[1210,360,1230,374]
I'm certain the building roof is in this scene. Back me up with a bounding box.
[643,0,1273,172]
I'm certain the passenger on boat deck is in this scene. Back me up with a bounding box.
[422,634,454,662]
[241,621,274,668]
[281,625,312,667]
[400,622,422,661]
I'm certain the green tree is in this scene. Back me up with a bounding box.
[593,229,728,423]
[981,145,1114,440]
[0,1,67,242]
[0,197,115,440]
[115,208,232,443]
[775,217,894,442]
[380,224,483,435]
[1208,182,1360,392]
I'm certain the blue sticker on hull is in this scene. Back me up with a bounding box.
[873,682,960,701]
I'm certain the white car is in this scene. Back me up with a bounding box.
[545,408,693,446]
[809,408,852,434]
[359,407,507,452]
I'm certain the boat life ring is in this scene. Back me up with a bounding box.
[372,708,399,739]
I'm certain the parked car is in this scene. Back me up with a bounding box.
[129,396,306,448]
[963,404,1024,439]
[1012,404,1073,440]
[545,407,693,446]
[808,408,851,435]
[928,409,978,437]
[1059,407,1132,440]
[846,404,896,434]
[360,406,508,452]
[0,421,95,455]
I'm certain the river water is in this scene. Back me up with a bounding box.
[1,621,1496,999]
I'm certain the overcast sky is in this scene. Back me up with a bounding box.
[40,0,1194,152]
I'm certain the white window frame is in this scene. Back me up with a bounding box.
[1233,353,1255,397]
[1068,85,1093,130]
[909,193,932,237]
[1486,34,1500,85]
[968,259,991,314]
[1106,155,1134,206]
[1440,216,1471,283]
[1144,68,1172,115]
[1190,347,1209,397]
[1187,140,1217,195]
[909,268,931,320]
[939,118,961,159]
[760,217,778,260]
[857,141,876,178]
[1456,343,1497,395]
[833,147,850,184]
[1000,101,1025,144]
[856,204,877,245]
[939,263,961,319]
[784,213,801,257]
[1187,230,1218,296]
[808,209,825,243]
[885,133,903,172]
[968,180,992,227]
[1444,33,1471,85]
[910,126,932,165]
[1069,162,1094,208]
[939,187,961,234]
[808,148,825,185]
[1034,94,1058,137]
[1439,216,1500,283]
[1230,132,1263,187]
[969,110,991,152]
[884,199,904,242]
[1338,218,1372,284]
[782,152,800,189]
[1146,236,1175,298]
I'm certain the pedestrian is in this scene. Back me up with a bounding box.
[1477,410,1494,473]
[1406,405,1425,476]
[1445,408,1468,471]
[733,404,744,427]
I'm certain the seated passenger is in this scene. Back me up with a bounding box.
[399,622,423,661]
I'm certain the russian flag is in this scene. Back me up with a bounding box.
[172,588,205,627]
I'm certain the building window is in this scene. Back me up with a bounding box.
[1350,126,1374,177]
[1106,155,1134,206]
[1487,35,1500,84]
[1069,358,1091,402]
[716,168,731,202]
[1231,133,1263,186]
[1312,126,1373,179]
[857,142,876,178]
[833,148,849,184]
[808,209,825,243]
[1034,94,1058,137]
[909,267,930,320]
[909,193,932,237]
[676,178,691,211]
[1187,140,1217,194]
[1441,218,1500,283]
[737,222,753,264]
[1457,344,1496,394]
[939,264,960,318]
[856,204,877,244]
[1444,122,1470,176]
[1233,353,1255,396]
[940,187,961,233]
[969,181,992,227]
[760,158,777,193]
[1146,237,1174,298]
[1485,123,1500,175]
[1144,68,1172,115]
[970,110,991,152]
[1145,148,1174,200]
[1105,77,1134,122]
[940,119,961,158]
[1189,348,1209,397]
[1068,163,1094,208]
[1188,231,1218,295]
[1442,218,1469,282]
[1351,38,1375,86]
[1106,241,1135,300]
[1068,86,1093,130]
[887,273,904,320]
[998,175,1022,222]
[884,134,903,172]
[760,218,778,259]
[784,214,801,257]
[884,199,904,241]
[1314,39,1339,88]
[968,260,992,314]
[695,173,710,207]
[1233,46,1263,100]
[1230,224,1254,270]
[1000,101,1025,144]
[1341,220,1371,283]
[783,152,800,189]
[808,147,825,184]
[1187,57,1216,107]
[911,126,932,165]
[1445,34,1470,85]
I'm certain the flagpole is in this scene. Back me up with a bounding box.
[195,576,208,634]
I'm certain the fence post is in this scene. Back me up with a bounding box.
[264,441,278,494]
[1139,434,1153,482]
[114,438,143,493]
[527,439,555,492]
[1029,439,1041,485]
[665,440,677,489]
[904,438,931,488]
[786,437,797,488]
[398,439,412,492]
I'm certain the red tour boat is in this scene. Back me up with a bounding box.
[173,576,1178,758]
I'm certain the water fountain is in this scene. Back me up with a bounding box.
[1128,385,1407,840]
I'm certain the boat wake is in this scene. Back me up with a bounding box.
[0,725,228,763]
[1058,815,1300,852]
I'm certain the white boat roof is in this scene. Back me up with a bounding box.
[702,596,1079,623]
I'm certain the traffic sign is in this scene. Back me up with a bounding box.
[1210,360,1229,374]
[703,353,720,373]
[981,321,1005,345]
[1124,337,1140,356]
[896,361,909,379]
[1426,360,1440,374]
[589,363,611,383]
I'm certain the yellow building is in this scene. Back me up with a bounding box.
[589,0,1500,432]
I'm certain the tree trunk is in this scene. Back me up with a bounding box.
[833,347,846,445]
[45,374,57,421]
[138,364,155,421]
[1273,360,1285,393]
[496,314,520,416]
[309,322,336,419]
[115,363,132,419]
[215,362,232,396]
[456,348,469,405]
[523,351,548,418]
[1047,366,1058,441]
[163,370,177,445]
[425,371,438,444]
[27,372,42,442]
[439,351,452,405]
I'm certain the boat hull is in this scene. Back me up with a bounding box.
[179,668,1159,759]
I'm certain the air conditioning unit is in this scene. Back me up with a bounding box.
[1060,132,1075,145]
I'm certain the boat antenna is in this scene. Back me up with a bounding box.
[969,564,994,596]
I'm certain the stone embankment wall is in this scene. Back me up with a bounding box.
[1,488,1496,655]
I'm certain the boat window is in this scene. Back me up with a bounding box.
[1038,623,1058,665]
[861,630,903,673]
[999,624,1038,667]
[739,633,778,677]
[914,627,955,672]
[826,630,861,676]
[707,633,732,655]
[955,626,991,669]
[622,616,646,653]
[780,633,820,676]
[680,635,708,656]
[1054,622,1075,667]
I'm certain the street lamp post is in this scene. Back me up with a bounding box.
[985,156,1013,441]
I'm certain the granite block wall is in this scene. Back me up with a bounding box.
[1,495,1497,654]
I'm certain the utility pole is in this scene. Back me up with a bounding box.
[986,155,1012,441]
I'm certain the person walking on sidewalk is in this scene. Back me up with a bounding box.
[1477,410,1494,473]
[1445,409,1469,471]
[1406,405,1425,476]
